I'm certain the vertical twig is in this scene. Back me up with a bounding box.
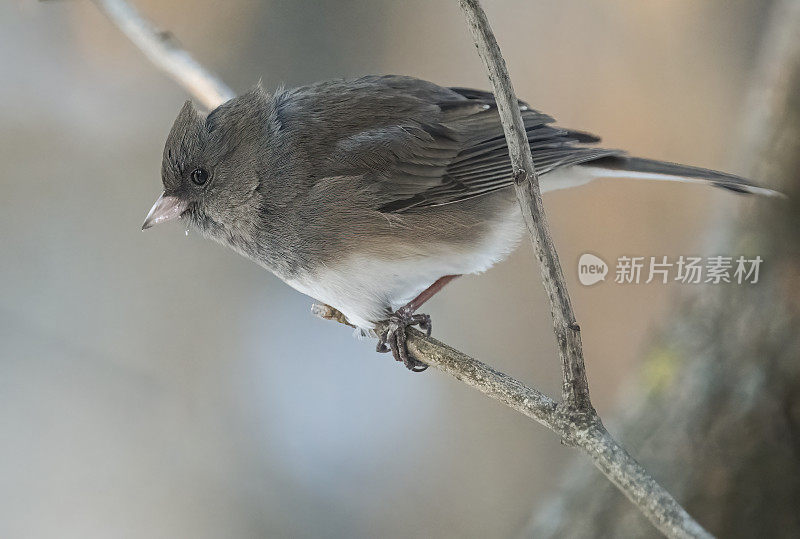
[457,1,711,537]
[458,0,590,412]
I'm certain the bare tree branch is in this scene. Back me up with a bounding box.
[86,0,712,537]
[312,304,561,427]
[529,2,800,534]
[457,0,590,413]
[457,1,710,537]
[316,305,709,538]
[91,0,234,109]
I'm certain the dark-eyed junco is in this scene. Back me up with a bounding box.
[142,75,780,371]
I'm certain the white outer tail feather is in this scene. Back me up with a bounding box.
[541,165,784,198]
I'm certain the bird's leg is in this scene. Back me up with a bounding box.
[376,274,460,372]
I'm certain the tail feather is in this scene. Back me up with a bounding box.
[582,156,785,198]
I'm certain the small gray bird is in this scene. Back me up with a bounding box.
[142,75,779,371]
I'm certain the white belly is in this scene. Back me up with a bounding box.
[281,165,603,329]
[285,204,524,330]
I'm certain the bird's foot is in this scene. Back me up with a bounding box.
[376,309,431,372]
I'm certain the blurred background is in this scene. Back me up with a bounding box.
[0,1,792,537]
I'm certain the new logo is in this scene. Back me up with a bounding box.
[578,253,608,286]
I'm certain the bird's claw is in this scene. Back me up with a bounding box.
[376,310,432,372]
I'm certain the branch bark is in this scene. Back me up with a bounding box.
[460,0,594,414]
[529,4,800,534]
[312,304,560,428]
[457,0,590,412]
[86,0,712,537]
[314,308,709,538]
[457,1,710,537]
[91,0,234,109]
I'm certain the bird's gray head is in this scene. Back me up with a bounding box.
[142,87,275,247]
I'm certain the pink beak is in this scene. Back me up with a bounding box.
[141,192,189,230]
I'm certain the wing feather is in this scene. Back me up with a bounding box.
[303,77,618,213]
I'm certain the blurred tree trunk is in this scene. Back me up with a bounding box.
[528,1,800,537]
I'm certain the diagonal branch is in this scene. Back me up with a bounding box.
[315,305,710,538]
[83,0,711,537]
[90,0,234,109]
[311,304,560,428]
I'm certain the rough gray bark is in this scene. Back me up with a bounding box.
[457,2,710,537]
[529,0,800,536]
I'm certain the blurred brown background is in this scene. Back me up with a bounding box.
[0,1,779,537]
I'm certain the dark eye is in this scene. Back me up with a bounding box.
[190,167,209,186]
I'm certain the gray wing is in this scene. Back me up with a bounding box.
[310,76,622,213]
